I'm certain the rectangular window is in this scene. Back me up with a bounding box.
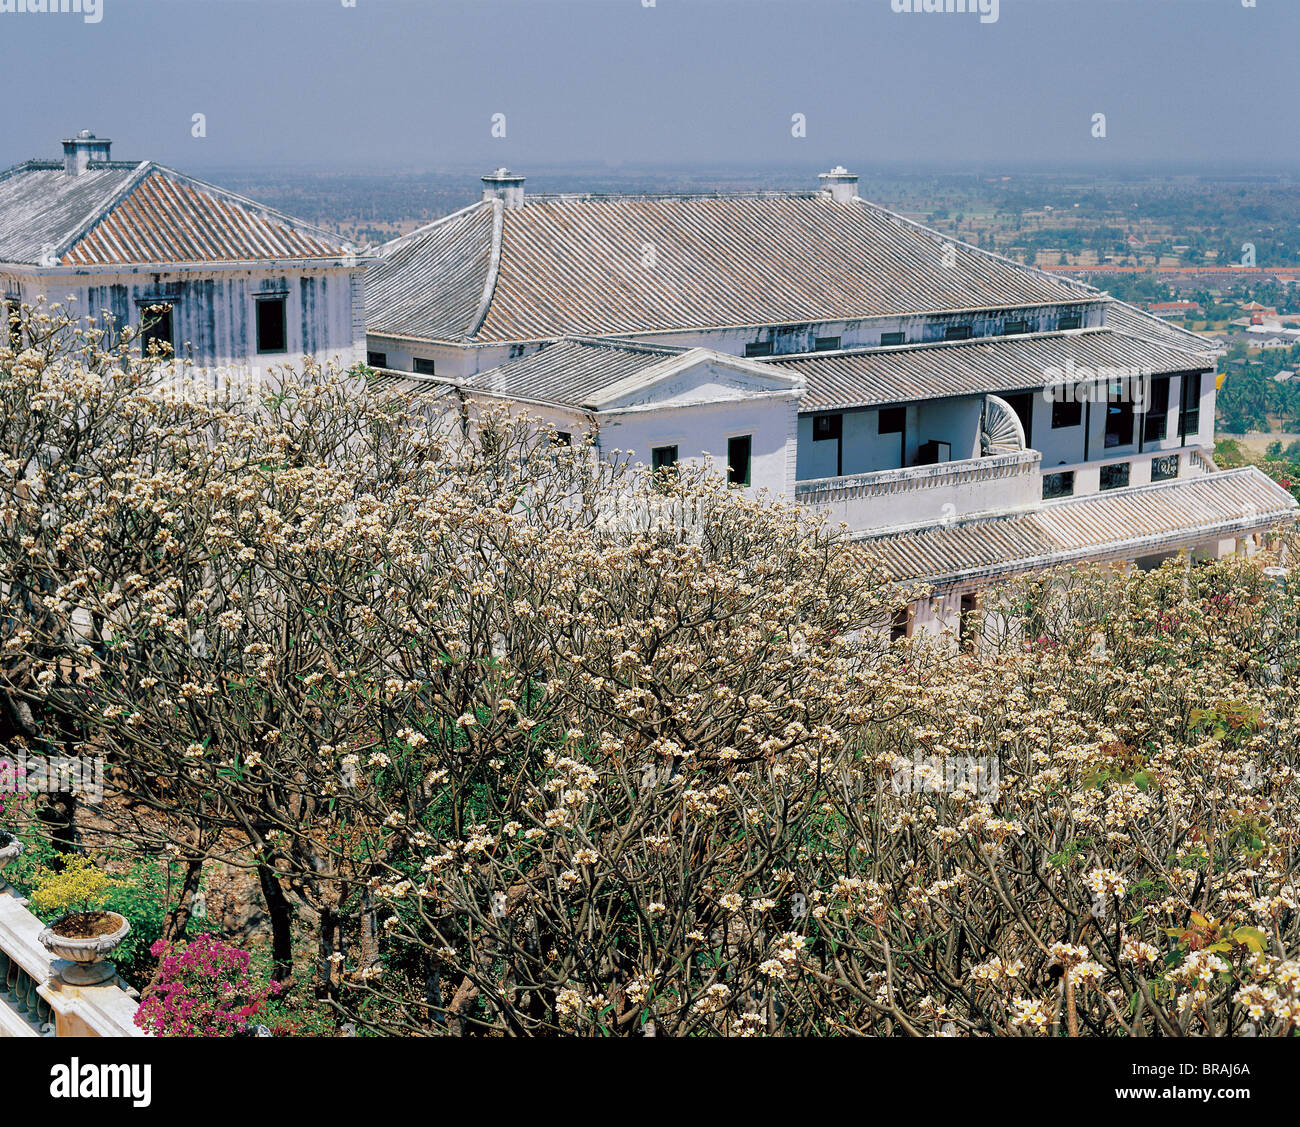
[878,406,906,434]
[1151,454,1179,482]
[651,445,679,474]
[4,298,20,351]
[890,607,912,643]
[1003,320,1029,335]
[1058,314,1082,330]
[413,357,436,376]
[367,351,388,369]
[141,303,174,359]
[1105,387,1134,448]
[1043,471,1075,499]
[1179,373,1201,439]
[256,297,288,354]
[814,336,841,352]
[880,331,905,346]
[727,435,752,486]
[1100,462,1130,491]
[744,341,773,358]
[1143,376,1170,443]
[959,593,979,653]
[813,414,843,441]
[551,431,572,447]
[1051,399,1082,429]
[944,325,973,341]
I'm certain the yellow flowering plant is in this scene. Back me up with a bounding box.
[30,855,117,921]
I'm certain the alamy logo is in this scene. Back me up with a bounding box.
[0,751,104,802]
[891,0,999,24]
[49,1059,151,1108]
[0,0,103,22]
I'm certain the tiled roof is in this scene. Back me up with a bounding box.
[366,192,1099,343]
[774,327,1213,413]
[0,159,346,267]
[463,337,687,408]
[366,369,458,398]
[854,467,1297,587]
[362,202,498,341]
[0,160,141,265]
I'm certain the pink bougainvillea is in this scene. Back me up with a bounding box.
[135,934,280,1037]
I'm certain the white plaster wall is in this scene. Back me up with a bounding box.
[7,265,365,376]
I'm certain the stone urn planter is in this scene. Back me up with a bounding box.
[39,911,130,985]
[0,832,22,890]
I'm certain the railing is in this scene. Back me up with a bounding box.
[795,450,1042,533]
[0,887,146,1038]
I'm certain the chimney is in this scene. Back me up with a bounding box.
[818,165,859,204]
[481,167,526,210]
[62,130,112,177]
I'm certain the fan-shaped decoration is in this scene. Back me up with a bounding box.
[981,395,1027,456]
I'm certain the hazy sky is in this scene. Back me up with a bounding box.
[0,0,1296,173]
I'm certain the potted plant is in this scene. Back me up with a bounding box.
[32,855,130,985]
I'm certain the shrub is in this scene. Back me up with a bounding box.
[134,935,281,1037]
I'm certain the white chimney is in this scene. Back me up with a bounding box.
[481,168,526,210]
[818,165,859,204]
[62,130,112,177]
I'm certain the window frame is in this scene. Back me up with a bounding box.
[727,434,752,487]
[255,295,289,355]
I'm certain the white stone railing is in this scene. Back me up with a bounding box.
[795,450,1042,533]
[0,888,146,1038]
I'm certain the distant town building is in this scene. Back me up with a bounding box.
[1145,301,1202,318]
[0,131,366,379]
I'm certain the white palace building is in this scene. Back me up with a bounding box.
[363,167,1297,638]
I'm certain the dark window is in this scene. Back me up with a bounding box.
[1151,454,1179,482]
[1051,399,1082,429]
[1179,373,1201,439]
[1105,385,1134,448]
[890,607,912,643]
[413,357,436,376]
[1100,462,1130,491]
[813,414,843,441]
[1003,320,1029,335]
[4,299,21,351]
[140,303,174,359]
[880,331,905,346]
[1058,314,1082,330]
[1043,471,1075,499]
[651,445,678,474]
[1143,376,1170,443]
[814,336,841,352]
[744,341,773,358]
[367,351,388,369]
[256,297,288,354]
[551,431,572,447]
[878,407,906,434]
[944,324,974,341]
[959,593,979,652]
[727,435,752,486]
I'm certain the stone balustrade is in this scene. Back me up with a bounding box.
[0,887,146,1038]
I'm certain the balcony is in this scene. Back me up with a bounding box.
[795,449,1042,534]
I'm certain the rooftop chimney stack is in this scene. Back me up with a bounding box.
[481,168,526,210]
[62,130,112,177]
[818,165,859,204]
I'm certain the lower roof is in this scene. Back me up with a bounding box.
[854,467,1297,588]
[775,327,1213,413]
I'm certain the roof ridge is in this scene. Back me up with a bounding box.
[374,198,493,257]
[464,198,504,339]
[137,165,351,253]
